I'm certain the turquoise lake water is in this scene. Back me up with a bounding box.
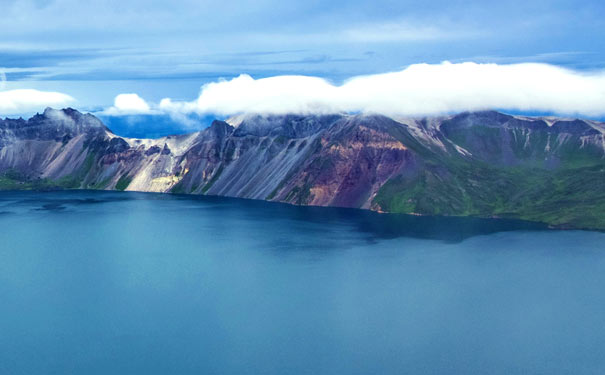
[1,190,604,374]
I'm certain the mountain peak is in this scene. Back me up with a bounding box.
[205,120,234,139]
[231,113,344,138]
[38,107,107,131]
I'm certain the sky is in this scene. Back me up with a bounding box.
[1,0,605,128]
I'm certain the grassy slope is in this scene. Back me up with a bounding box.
[375,124,605,230]
[0,171,70,191]
[374,163,605,230]
[0,151,101,191]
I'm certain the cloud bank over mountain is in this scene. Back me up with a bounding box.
[0,89,74,115]
[119,62,605,118]
[4,62,605,118]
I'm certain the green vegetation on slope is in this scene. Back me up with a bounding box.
[374,162,605,230]
[201,165,224,194]
[115,175,132,191]
[0,169,69,191]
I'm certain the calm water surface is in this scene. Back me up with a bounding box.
[1,191,604,374]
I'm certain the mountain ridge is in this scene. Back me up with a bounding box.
[1,108,604,230]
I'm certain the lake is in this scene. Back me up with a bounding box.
[1,190,604,374]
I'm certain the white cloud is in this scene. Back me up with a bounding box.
[102,93,156,115]
[114,93,150,112]
[115,62,605,118]
[0,89,75,115]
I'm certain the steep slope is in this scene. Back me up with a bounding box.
[1,108,604,230]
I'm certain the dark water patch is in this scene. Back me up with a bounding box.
[272,204,549,243]
[168,192,549,243]
[2,190,552,242]
[33,202,67,211]
[13,192,136,210]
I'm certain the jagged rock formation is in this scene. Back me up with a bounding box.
[1,108,605,229]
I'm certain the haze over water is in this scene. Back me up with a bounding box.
[1,191,604,374]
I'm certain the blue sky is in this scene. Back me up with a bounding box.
[1,0,605,125]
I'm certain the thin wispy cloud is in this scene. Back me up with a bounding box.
[342,22,478,43]
[0,71,6,90]
[241,20,478,46]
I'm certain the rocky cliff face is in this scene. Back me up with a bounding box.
[1,108,605,229]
